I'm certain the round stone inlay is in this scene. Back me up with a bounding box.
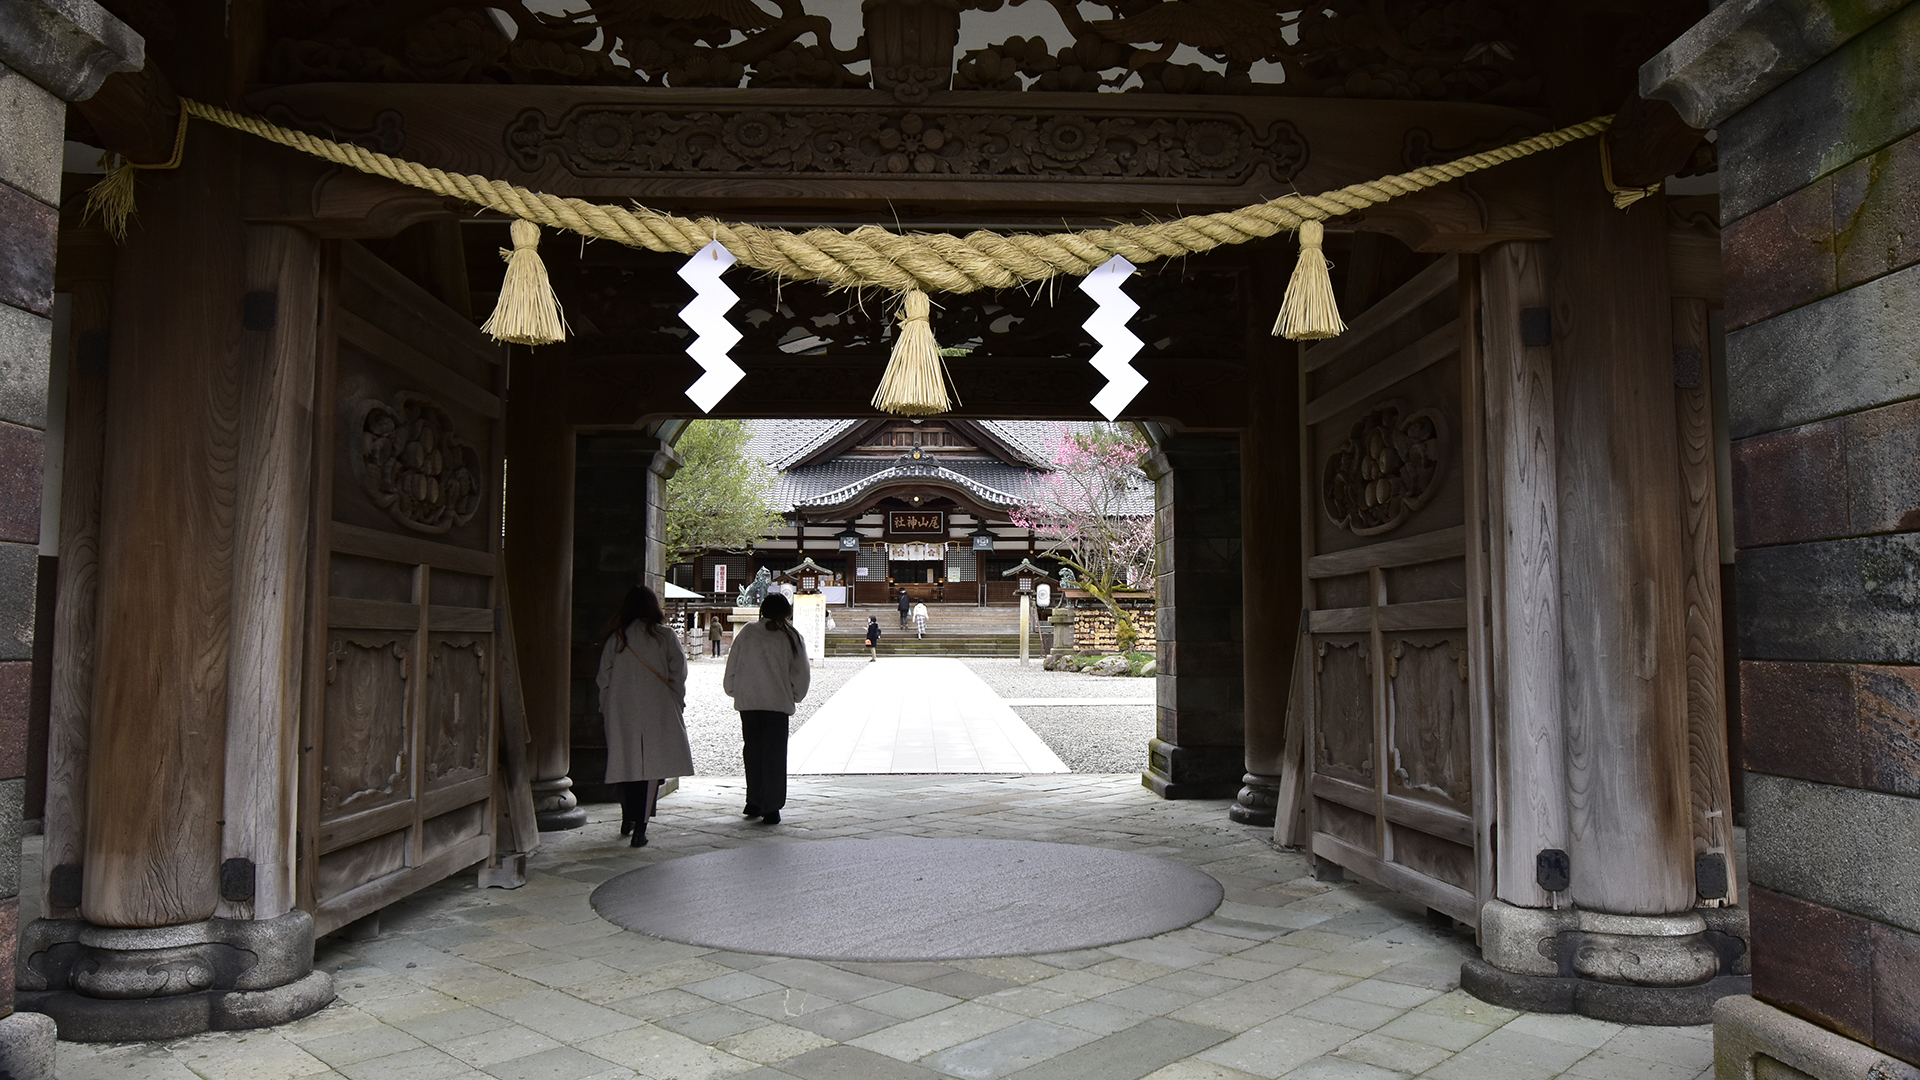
[589,838,1225,962]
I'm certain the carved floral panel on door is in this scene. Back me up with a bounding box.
[302,242,504,935]
[1298,253,1492,927]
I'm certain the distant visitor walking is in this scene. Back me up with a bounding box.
[897,587,911,629]
[707,615,723,657]
[596,586,692,848]
[912,600,929,639]
[723,593,811,824]
[864,615,881,661]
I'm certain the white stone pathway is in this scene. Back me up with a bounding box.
[787,658,1071,774]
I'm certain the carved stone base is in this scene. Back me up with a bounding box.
[532,775,587,831]
[1228,772,1281,826]
[1713,993,1920,1080]
[1142,739,1243,800]
[15,911,334,1042]
[1462,960,1749,1026]
[1465,899,1752,1025]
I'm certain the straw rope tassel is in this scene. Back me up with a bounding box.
[482,219,567,346]
[84,108,191,242]
[1273,220,1345,341]
[871,289,952,416]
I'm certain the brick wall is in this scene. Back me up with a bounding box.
[1716,3,1920,1062]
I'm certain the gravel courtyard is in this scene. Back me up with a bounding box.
[681,655,1156,776]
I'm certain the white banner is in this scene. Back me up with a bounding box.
[887,542,947,562]
[794,593,827,667]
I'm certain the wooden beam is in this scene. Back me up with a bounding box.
[1480,241,1569,910]
[219,225,321,921]
[1673,296,1738,905]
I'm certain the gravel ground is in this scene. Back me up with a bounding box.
[960,658,1157,774]
[680,654,1155,776]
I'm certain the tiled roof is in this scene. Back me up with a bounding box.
[740,418,1151,517]
[742,419,858,470]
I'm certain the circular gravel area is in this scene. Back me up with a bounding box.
[590,838,1223,962]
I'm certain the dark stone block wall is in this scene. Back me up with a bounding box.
[570,433,673,804]
[1141,436,1243,799]
[1716,3,1920,1063]
[0,61,63,1026]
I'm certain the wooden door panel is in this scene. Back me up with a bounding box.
[301,241,504,936]
[320,633,412,818]
[1313,637,1373,784]
[425,633,490,789]
[1299,253,1492,928]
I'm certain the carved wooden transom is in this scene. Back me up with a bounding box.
[1322,402,1448,537]
[349,392,486,535]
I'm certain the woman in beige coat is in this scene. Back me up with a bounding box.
[596,585,692,847]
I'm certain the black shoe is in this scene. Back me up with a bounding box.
[620,820,634,836]
[744,803,761,817]
[760,811,781,825]
[631,832,648,848]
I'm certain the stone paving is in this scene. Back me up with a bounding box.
[46,775,1715,1080]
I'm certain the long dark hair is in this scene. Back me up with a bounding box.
[760,592,801,654]
[604,585,665,650]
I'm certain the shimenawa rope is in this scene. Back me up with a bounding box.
[116,100,1614,412]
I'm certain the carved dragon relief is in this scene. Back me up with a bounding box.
[1322,401,1448,537]
[263,0,1544,104]
[507,104,1307,183]
[349,392,486,535]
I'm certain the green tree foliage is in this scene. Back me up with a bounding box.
[664,421,783,567]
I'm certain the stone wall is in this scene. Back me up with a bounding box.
[570,433,678,805]
[0,1,140,1069]
[1140,436,1243,799]
[1648,0,1920,1071]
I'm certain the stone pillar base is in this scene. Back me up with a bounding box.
[14,911,334,1042]
[0,1011,58,1079]
[1713,993,1920,1080]
[532,776,587,831]
[1464,899,1751,1025]
[1143,739,1242,800]
[1229,772,1281,826]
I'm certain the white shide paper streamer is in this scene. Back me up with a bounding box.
[679,241,745,413]
[1080,255,1145,421]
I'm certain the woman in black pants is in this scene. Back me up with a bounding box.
[722,593,812,824]
[595,585,692,846]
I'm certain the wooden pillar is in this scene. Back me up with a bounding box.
[505,348,578,831]
[1547,146,1694,915]
[218,225,320,921]
[41,278,109,921]
[1143,435,1243,799]
[1235,253,1301,825]
[1672,296,1737,906]
[1480,241,1570,910]
[82,131,246,928]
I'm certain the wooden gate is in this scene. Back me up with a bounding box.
[298,242,504,935]
[1297,255,1495,927]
